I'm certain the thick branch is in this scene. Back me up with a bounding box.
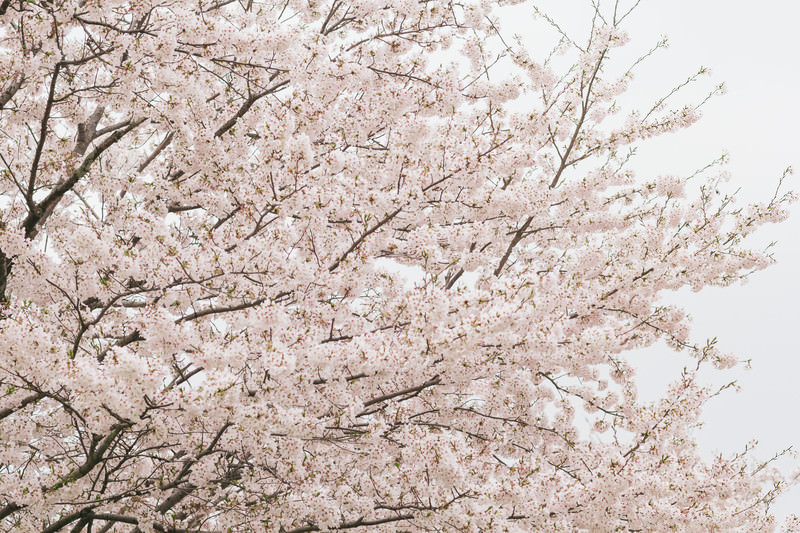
[493,216,534,276]
[0,251,11,302]
[45,425,128,493]
[214,79,289,137]
[176,297,267,323]
[155,422,232,515]
[27,63,62,210]
[23,117,146,239]
[42,508,95,533]
[0,503,22,521]
[329,206,403,272]
[0,72,23,109]
[138,131,174,172]
[0,391,45,421]
[358,375,441,416]
[73,105,106,156]
[284,513,415,533]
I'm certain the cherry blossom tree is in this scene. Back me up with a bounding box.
[0,0,794,531]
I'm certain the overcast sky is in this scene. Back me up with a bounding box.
[518,0,800,519]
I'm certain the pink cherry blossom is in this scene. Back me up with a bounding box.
[0,0,794,532]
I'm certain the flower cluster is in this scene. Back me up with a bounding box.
[0,0,793,532]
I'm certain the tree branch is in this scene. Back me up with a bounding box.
[0,391,45,421]
[329,205,403,272]
[214,79,289,138]
[23,117,146,239]
[0,71,23,110]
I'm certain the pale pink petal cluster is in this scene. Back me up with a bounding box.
[0,0,793,532]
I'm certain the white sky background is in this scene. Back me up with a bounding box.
[499,0,800,519]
